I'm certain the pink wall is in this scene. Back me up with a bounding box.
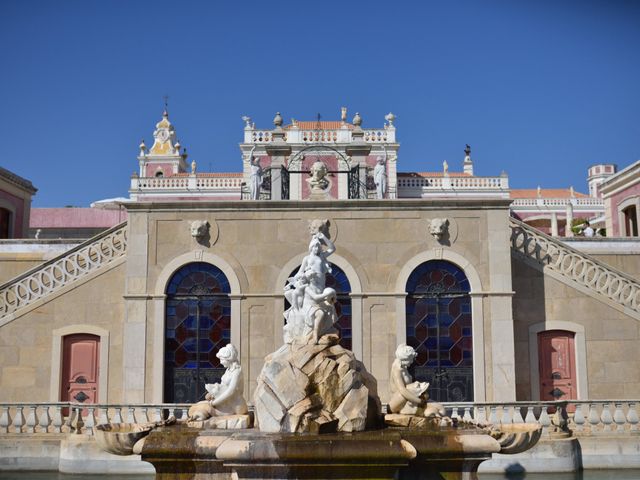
[30,208,127,229]
[298,155,340,199]
[0,190,26,237]
[609,181,640,235]
[144,162,175,177]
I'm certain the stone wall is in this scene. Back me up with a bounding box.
[512,255,640,400]
[0,263,126,402]
[126,199,515,404]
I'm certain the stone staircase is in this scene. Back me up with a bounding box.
[510,218,640,320]
[0,222,128,324]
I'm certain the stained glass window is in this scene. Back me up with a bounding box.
[285,263,352,350]
[405,260,473,402]
[164,262,231,403]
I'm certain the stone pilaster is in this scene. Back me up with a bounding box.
[122,211,149,403]
[487,209,516,401]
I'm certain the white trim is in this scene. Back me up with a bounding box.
[151,251,242,403]
[394,249,486,401]
[528,321,588,401]
[274,253,364,360]
[50,325,110,403]
[617,196,640,237]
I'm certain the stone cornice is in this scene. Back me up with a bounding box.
[600,160,640,197]
[124,198,513,212]
[0,166,37,194]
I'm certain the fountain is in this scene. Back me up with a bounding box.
[96,219,541,479]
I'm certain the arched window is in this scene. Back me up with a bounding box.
[164,262,231,403]
[405,260,473,402]
[285,263,352,350]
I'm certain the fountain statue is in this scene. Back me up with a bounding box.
[253,219,381,433]
[186,343,251,429]
[95,219,543,479]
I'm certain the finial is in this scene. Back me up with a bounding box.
[341,107,347,123]
[273,112,283,127]
[139,139,146,155]
[352,112,362,127]
[537,186,542,198]
[242,115,252,128]
[163,94,169,117]
[570,186,575,197]
[384,112,395,127]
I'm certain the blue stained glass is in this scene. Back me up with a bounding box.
[165,262,232,404]
[405,260,473,402]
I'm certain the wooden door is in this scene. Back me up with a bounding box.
[538,330,576,403]
[61,334,100,404]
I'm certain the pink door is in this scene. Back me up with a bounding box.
[538,330,576,406]
[61,334,100,405]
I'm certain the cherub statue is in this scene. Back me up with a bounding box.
[187,344,248,421]
[389,344,445,418]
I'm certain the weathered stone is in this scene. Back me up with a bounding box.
[255,341,381,433]
[188,414,252,430]
[261,360,309,409]
[334,385,369,432]
[384,413,437,428]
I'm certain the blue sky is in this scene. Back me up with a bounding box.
[1,0,639,206]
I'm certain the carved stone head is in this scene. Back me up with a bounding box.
[395,343,417,366]
[190,220,210,239]
[429,218,449,241]
[308,219,330,238]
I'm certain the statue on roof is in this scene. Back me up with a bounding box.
[248,146,263,200]
[374,145,387,199]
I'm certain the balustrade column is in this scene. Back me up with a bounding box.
[565,203,574,237]
[551,212,559,237]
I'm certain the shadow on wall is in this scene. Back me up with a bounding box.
[511,255,547,401]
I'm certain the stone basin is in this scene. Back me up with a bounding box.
[95,423,154,456]
[139,422,543,480]
[489,422,543,455]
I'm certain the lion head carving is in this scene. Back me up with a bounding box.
[190,220,210,240]
[308,219,330,239]
[429,218,449,241]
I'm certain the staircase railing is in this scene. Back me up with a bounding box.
[510,218,640,316]
[0,222,128,319]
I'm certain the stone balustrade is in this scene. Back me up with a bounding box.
[247,128,396,144]
[443,400,639,436]
[1,400,637,437]
[511,197,604,208]
[397,175,509,198]
[130,175,244,192]
[0,402,191,435]
[0,222,128,320]
[510,218,640,318]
